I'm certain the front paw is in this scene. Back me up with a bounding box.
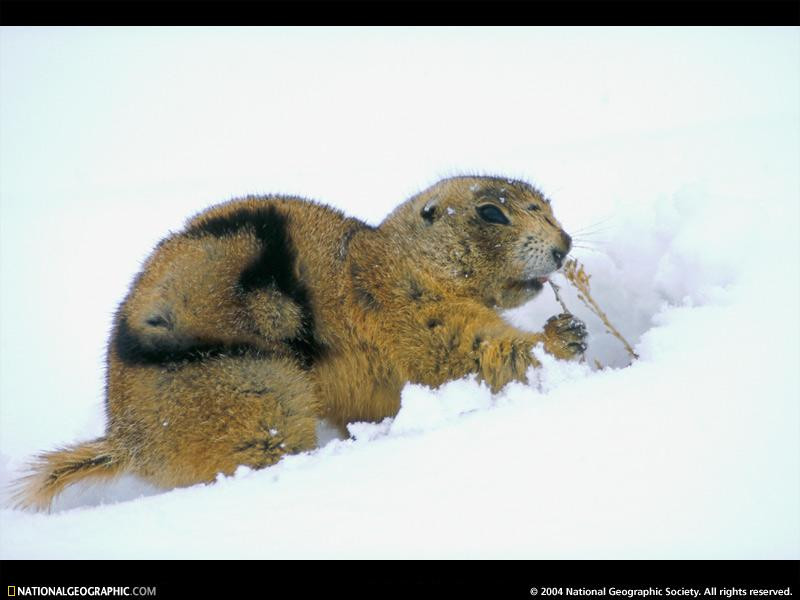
[543,313,588,360]
[476,337,538,393]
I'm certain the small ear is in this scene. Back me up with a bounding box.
[420,197,439,225]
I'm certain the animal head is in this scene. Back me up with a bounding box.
[384,175,572,309]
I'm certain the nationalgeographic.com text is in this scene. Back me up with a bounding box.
[11,587,157,597]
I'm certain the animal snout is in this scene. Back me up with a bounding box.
[551,231,572,268]
[551,247,566,267]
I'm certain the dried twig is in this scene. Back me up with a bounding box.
[561,259,639,361]
[546,279,588,365]
[548,279,571,314]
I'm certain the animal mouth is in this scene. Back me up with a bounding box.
[519,276,549,291]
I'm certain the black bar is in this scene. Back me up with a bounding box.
[1,560,798,599]
[0,1,798,26]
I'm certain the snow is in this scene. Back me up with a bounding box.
[1,27,798,559]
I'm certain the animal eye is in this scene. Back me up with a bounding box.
[420,203,436,224]
[476,204,510,225]
[528,204,541,212]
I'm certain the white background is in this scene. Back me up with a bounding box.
[1,27,798,558]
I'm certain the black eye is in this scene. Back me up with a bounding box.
[476,204,510,225]
[420,203,436,224]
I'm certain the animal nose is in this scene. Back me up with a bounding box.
[551,231,572,268]
[551,247,566,267]
[560,231,572,251]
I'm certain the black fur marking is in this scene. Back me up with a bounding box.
[47,454,113,483]
[408,278,429,302]
[338,222,365,261]
[188,207,296,294]
[234,438,279,454]
[354,285,380,310]
[447,331,460,351]
[409,280,424,301]
[186,206,324,369]
[350,262,381,310]
[477,186,504,201]
[407,278,441,304]
[114,316,262,366]
[427,318,442,329]
[236,386,273,396]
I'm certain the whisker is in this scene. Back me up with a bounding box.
[570,246,608,257]
[571,239,607,248]
[571,226,612,239]
[572,230,609,239]
[570,215,617,235]
[572,238,608,245]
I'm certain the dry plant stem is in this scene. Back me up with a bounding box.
[548,279,571,314]
[562,259,640,361]
[547,279,587,365]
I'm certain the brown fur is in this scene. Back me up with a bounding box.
[14,176,586,510]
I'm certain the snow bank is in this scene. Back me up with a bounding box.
[1,27,797,558]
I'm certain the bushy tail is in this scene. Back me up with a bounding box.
[11,437,126,512]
